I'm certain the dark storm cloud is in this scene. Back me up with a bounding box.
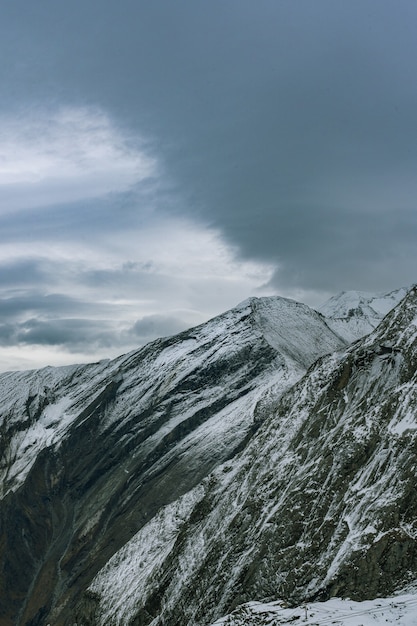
[0,313,190,352]
[280,207,417,291]
[16,318,117,350]
[0,317,122,351]
[130,315,188,342]
[1,1,417,369]
[2,0,413,294]
[0,291,96,321]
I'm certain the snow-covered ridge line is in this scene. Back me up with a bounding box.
[317,286,408,343]
[317,286,408,320]
[0,294,346,501]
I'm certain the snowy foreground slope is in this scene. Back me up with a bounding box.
[211,593,417,625]
[0,296,346,625]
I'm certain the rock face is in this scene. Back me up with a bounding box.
[0,296,345,626]
[86,286,417,626]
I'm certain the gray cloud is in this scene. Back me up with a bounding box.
[129,315,189,342]
[15,318,117,350]
[80,262,156,290]
[2,2,416,295]
[0,312,190,353]
[0,259,48,288]
[0,317,123,352]
[0,1,416,368]
[0,291,94,321]
[0,324,16,346]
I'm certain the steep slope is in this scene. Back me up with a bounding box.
[0,296,345,626]
[317,286,407,342]
[86,286,417,626]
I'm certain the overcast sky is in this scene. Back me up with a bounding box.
[0,1,416,371]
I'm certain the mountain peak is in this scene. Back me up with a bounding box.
[317,286,409,343]
[318,286,408,320]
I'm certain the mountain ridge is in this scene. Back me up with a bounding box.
[0,287,414,625]
[0,293,346,625]
[85,287,417,624]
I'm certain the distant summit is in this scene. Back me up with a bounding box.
[317,286,408,342]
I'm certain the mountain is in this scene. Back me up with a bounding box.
[0,296,346,626]
[1,287,416,626]
[317,286,408,343]
[83,286,417,625]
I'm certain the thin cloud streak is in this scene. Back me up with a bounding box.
[0,106,156,211]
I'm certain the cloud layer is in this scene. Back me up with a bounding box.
[0,203,273,371]
[0,1,416,370]
[0,106,155,211]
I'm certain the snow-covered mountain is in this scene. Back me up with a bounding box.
[81,285,417,625]
[0,296,345,625]
[0,287,415,625]
[317,286,408,343]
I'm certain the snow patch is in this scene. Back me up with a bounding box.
[211,593,417,625]
[90,486,205,625]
